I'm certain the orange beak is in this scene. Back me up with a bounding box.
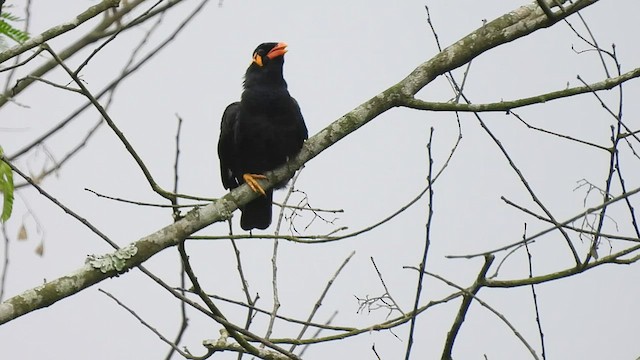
[266,42,288,60]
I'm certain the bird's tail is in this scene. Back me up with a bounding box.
[240,190,273,230]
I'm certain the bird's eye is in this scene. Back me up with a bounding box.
[252,53,264,67]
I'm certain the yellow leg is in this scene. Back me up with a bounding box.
[242,173,267,196]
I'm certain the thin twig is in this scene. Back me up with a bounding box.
[265,169,305,342]
[164,112,189,360]
[574,11,610,78]
[178,240,273,358]
[84,188,209,208]
[290,251,355,353]
[189,290,354,332]
[513,110,607,150]
[73,0,166,75]
[370,257,404,316]
[501,196,640,244]
[171,115,184,221]
[405,127,435,360]
[0,224,9,301]
[99,288,209,360]
[440,256,497,360]
[298,311,338,357]
[422,267,540,360]
[523,224,546,359]
[14,119,103,189]
[448,186,640,259]
[2,0,32,91]
[43,43,180,202]
[267,291,464,346]
[3,157,119,249]
[473,110,580,265]
[228,221,257,360]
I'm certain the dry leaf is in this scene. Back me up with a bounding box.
[17,224,28,241]
[35,241,44,256]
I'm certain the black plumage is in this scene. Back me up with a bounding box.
[218,42,308,230]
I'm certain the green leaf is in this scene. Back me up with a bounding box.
[1,11,23,22]
[0,6,29,44]
[0,18,28,43]
[0,146,14,223]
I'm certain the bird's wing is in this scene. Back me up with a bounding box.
[218,102,241,189]
[291,97,309,142]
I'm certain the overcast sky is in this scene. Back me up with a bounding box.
[1,1,640,359]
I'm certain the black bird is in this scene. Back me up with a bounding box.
[218,42,308,230]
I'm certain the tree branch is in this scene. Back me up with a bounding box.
[398,67,640,112]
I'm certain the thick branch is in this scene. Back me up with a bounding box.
[0,194,233,325]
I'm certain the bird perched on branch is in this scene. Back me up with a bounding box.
[218,42,308,230]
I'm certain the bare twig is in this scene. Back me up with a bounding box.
[290,251,355,353]
[14,119,103,189]
[0,224,9,301]
[3,157,119,249]
[474,109,580,264]
[43,44,182,203]
[268,291,464,346]
[228,223,257,360]
[523,225,546,359]
[171,115,184,221]
[192,290,353,332]
[502,196,639,244]
[2,0,32,91]
[450,186,640,259]
[265,169,306,342]
[164,113,189,360]
[513,110,607,150]
[370,257,404,316]
[423,268,540,360]
[441,255,496,360]
[73,0,166,75]
[298,311,338,357]
[574,11,610,78]
[405,126,435,360]
[99,288,209,360]
[178,240,281,358]
[84,188,209,208]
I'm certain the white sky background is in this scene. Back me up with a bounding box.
[1,0,640,359]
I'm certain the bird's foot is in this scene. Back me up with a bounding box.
[242,173,267,196]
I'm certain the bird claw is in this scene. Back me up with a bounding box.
[243,173,267,196]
